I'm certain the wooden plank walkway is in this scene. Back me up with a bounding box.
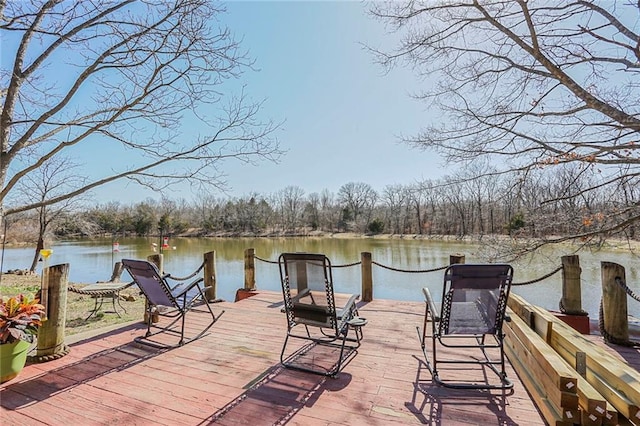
[2,292,549,425]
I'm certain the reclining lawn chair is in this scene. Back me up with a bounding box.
[419,263,514,389]
[122,259,224,349]
[278,252,366,377]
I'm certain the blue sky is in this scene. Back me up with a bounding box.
[96,1,445,202]
[88,1,445,202]
[214,2,438,193]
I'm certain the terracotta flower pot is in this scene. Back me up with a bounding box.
[0,340,30,383]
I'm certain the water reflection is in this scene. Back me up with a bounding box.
[1,237,638,316]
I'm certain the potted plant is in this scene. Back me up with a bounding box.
[0,294,46,383]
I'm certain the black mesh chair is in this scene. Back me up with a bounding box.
[122,259,224,349]
[278,252,366,377]
[419,263,514,389]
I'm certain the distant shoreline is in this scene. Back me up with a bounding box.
[4,231,639,253]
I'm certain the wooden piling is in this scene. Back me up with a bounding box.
[449,254,465,265]
[244,248,256,291]
[145,254,163,323]
[600,262,629,344]
[147,253,163,273]
[361,252,373,302]
[30,263,70,362]
[561,255,583,314]
[108,262,124,283]
[204,250,217,301]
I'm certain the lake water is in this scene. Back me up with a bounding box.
[1,236,638,317]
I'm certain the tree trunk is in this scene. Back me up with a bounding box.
[29,236,44,273]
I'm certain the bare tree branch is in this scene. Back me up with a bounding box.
[370,0,640,250]
[1,0,282,222]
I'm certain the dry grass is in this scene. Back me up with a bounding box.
[1,273,145,336]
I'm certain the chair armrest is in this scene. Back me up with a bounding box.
[337,294,360,330]
[342,294,360,317]
[171,277,205,298]
[422,287,440,321]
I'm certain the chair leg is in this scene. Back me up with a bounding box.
[144,303,154,337]
[417,302,438,379]
[280,334,288,365]
[178,296,187,346]
[280,327,358,378]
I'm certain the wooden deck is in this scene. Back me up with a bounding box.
[2,291,568,425]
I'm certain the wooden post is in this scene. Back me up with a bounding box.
[204,250,217,301]
[108,262,124,282]
[145,254,163,323]
[361,252,373,302]
[449,254,465,264]
[600,261,629,344]
[244,248,256,290]
[30,263,70,362]
[561,255,583,314]
[147,253,163,273]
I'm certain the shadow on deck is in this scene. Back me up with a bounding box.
[0,291,581,425]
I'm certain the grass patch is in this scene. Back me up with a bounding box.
[1,273,146,336]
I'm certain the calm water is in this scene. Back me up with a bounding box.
[1,237,638,317]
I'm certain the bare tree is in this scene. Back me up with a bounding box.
[319,188,338,231]
[7,156,86,271]
[337,182,378,231]
[1,0,281,229]
[305,192,321,230]
[371,1,640,250]
[276,186,305,232]
[381,184,409,234]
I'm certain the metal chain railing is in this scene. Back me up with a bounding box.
[372,261,447,274]
[164,261,205,281]
[511,266,563,286]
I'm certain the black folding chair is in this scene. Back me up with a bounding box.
[418,263,514,389]
[278,252,366,377]
[122,259,224,349]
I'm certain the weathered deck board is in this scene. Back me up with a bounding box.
[2,292,548,425]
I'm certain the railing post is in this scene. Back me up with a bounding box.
[145,254,163,323]
[30,263,70,362]
[147,253,163,273]
[108,262,124,283]
[361,252,373,302]
[561,255,583,314]
[449,254,465,264]
[204,250,217,301]
[244,248,256,291]
[601,262,629,344]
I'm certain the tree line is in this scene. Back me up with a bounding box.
[7,162,638,248]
